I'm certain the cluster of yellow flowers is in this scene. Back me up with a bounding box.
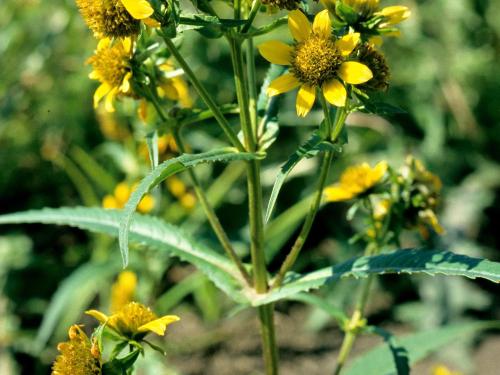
[102,181,155,213]
[259,1,410,117]
[324,156,444,240]
[52,271,179,374]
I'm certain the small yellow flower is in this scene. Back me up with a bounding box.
[110,271,137,313]
[324,161,387,202]
[87,38,133,113]
[180,192,197,210]
[86,302,180,339]
[432,364,463,375]
[330,0,411,29]
[158,63,193,108]
[52,325,101,375]
[258,10,373,117]
[167,176,187,198]
[76,0,154,38]
[102,182,155,213]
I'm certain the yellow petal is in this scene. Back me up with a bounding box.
[336,33,360,56]
[323,186,355,202]
[288,10,311,42]
[338,62,373,84]
[102,195,119,209]
[138,194,155,213]
[120,72,132,93]
[121,37,132,54]
[85,310,109,324]
[97,38,111,50]
[322,79,346,107]
[88,70,99,80]
[372,161,388,182]
[120,0,154,20]
[312,9,331,38]
[171,77,193,108]
[376,6,411,25]
[104,87,119,113]
[267,73,300,96]
[94,83,111,108]
[296,84,316,117]
[138,315,180,336]
[257,41,293,65]
[143,17,161,28]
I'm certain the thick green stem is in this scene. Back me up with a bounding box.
[272,150,334,288]
[242,0,262,34]
[228,25,278,374]
[161,36,245,152]
[172,130,253,286]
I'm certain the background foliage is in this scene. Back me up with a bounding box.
[1,0,500,373]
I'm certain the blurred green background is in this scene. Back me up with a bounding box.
[1,0,499,374]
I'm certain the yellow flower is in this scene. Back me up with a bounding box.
[52,325,101,375]
[158,63,193,108]
[258,10,373,117]
[180,192,196,210]
[324,161,387,202]
[432,364,463,375]
[86,302,180,339]
[110,271,137,313]
[331,0,411,28]
[102,182,155,213]
[76,0,154,38]
[87,38,133,113]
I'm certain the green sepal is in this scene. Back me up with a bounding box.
[335,1,359,24]
[102,349,141,375]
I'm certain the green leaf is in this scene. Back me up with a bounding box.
[119,147,262,267]
[252,250,500,306]
[364,326,410,375]
[102,349,141,375]
[0,207,247,304]
[35,261,119,350]
[286,293,348,327]
[265,133,338,223]
[359,99,406,116]
[345,322,499,375]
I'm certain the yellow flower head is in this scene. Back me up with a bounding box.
[75,0,154,38]
[332,0,411,29]
[324,161,388,202]
[158,63,193,108]
[102,181,155,213]
[86,302,180,339]
[52,325,101,375]
[258,10,373,117]
[432,364,463,375]
[87,38,133,112]
[110,271,137,313]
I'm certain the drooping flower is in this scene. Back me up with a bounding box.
[258,10,373,117]
[52,325,101,375]
[110,271,137,313]
[329,0,411,31]
[86,302,180,339]
[87,38,133,112]
[75,0,154,39]
[102,182,155,213]
[324,161,388,202]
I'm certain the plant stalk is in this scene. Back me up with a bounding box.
[161,36,245,152]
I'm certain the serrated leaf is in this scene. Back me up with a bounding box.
[0,207,247,304]
[35,261,120,350]
[345,322,499,375]
[252,250,500,306]
[264,133,322,223]
[119,148,261,266]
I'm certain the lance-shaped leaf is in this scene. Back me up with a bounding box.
[265,133,341,223]
[345,322,500,375]
[251,249,500,306]
[119,147,262,266]
[0,207,248,304]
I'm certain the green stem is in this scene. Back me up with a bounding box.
[242,0,262,34]
[273,98,345,288]
[161,36,245,152]
[272,150,334,288]
[173,129,253,286]
[245,38,258,138]
[228,24,278,374]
